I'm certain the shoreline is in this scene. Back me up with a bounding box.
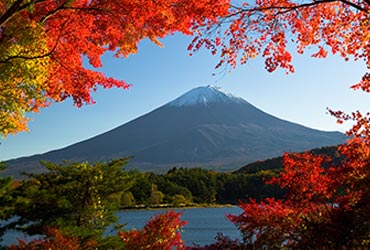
[120,203,237,211]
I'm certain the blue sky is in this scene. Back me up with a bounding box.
[0,33,369,161]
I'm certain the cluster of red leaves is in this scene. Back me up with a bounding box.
[119,211,187,250]
[1,0,230,108]
[7,227,97,250]
[36,0,230,106]
[268,152,332,203]
[228,137,370,249]
[8,211,188,249]
[329,109,370,138]
[191,0,370,83]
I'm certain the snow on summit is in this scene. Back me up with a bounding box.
[168,85,247,107]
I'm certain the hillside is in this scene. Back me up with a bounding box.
[235,145,344,174]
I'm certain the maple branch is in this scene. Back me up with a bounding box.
[230,0,367,16]
[0,53,52,64]
[338,0,368,12]
[0,37,58,64]
[0,0,45,28]
[0,0,25,28]
[230,1,334,16]
[0,19,66,64]
[40,3,110,23]
[47,19,81,74]
[39,0,69,23]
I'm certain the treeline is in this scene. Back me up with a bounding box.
[124,167,284,208]
[0,158,283,249]
[126,146,342,208]
[236,145,342,174]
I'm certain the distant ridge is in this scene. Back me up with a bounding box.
[235,145,343,174]
[4,85,347,177]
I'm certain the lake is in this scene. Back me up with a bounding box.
[116,206,242,246]
[1,206,242,247]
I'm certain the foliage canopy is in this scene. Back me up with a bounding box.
[0,0,230,136]
[9,158,133,242]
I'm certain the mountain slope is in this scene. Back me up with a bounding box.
[4,85,347,177]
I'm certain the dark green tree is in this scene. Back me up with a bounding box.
[10,158,134,245]
[151,174,193,204]
[166,168,217,204]
[149,184,165,206]
[129,172,152,205]
[0,163,15,242]
[120,191,136,208]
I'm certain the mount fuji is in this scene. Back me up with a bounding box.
[4,85,346,176]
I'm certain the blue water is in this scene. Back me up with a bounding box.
[116,206,242,246]
[1,207,242,247]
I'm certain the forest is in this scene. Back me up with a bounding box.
[0,158,281,249]
[125,147,341,207]
[125,166,282,207]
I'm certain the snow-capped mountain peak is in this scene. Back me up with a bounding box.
[168,85,247,107]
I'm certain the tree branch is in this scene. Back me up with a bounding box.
[40,5,108,23]
[0,0,48,28]
[39,0,69,23]
[339,0,368,12]
[231,0,367,17]
[0,0,25,28]
[0,52,52,64]
[0,19,67,64]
